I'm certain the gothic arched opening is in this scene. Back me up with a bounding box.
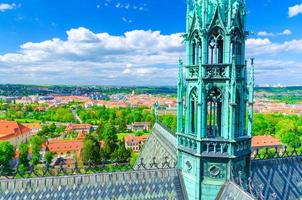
[231,29,243,64]
[235,90,241,137]
[208,27,224,64]
[191,32,201,65]
[207,88,223,137]
[190,88,198,134]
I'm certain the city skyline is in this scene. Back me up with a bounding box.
[0,0,301,86]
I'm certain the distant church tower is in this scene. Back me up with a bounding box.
[177,0,254,199]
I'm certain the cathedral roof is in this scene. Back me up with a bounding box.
[1,123,302,200]
[133,122,177,170]
[216,181,254,200]
[0,168,187,200]
[136,123,302,199]
[251,156,302,200]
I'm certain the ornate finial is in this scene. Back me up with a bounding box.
[251,57,255,65]
[154,101,159,122]
[178,57,183,66]
[178,57,184,82]
[250,58,255,83]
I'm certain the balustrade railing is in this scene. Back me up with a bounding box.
[0,156,176,180]
[185,64,246,80]
[251,146,302,160]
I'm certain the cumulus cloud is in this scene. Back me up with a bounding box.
[0,28,183,85]
[289,4,302,17]
[279,29,292,35]
[258,31,274,37]
[246,38,302,56]
[257,29,292,37]
[0,27,302,85]
[0,3,20,12]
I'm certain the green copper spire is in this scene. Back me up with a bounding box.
[177,58,184,134]
[248,58,255,137]
[177,0,252,199]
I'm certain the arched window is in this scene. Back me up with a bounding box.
[235,91,241,137]
[191,33,201,65]
[190,89,198,134]
[208,27,224,64]
[192,42,197,65]
[207,88,223,137]
[231,30,243,64]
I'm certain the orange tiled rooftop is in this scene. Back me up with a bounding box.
[252,135,281,148]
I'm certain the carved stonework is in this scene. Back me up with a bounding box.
[189,67,199,78]
[205,65,227,78]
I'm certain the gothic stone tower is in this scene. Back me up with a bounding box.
[177,0,254,199]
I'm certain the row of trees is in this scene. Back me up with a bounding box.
[0,103,75,123]
[83,122,131,164]
[77,106,155,131]
[0,139,53,168]
[253,113,302,148]
[37,123,66,138]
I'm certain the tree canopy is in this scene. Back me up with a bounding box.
[0,142,15,167]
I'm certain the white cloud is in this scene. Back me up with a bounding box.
[0,27,302,85]
[289,4,302,17]
[246,38,302,56]
[0,28,183,85]
[258,31,274,37]
[279,29,292,35]
[246,38,271,46]
[103,2,146,11]
[122,17,132,23]
[0,3,20,12]
[257,29,292,37]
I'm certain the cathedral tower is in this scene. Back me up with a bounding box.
[177,0,254,199]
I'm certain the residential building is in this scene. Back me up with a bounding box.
[0,120,31,147]
[45,131,86,158]
[124,135,149,152]
[129,122,150,131]
[45,139,83,158]
[66,123,92,133]
[22,123,42,135]
[252,135,282,150]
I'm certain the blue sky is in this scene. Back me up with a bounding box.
[0,0,302,86]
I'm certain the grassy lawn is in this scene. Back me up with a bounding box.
[117,133,130,141]
[117,131,151,141]
[15,119,41,123]
[130,153,139,166]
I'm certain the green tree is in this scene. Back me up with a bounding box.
[112,140,131,162]
[281,132,302,148]
[161,115,177,133]
[276,119,296,139]
[134,131,145,136]
[44,151,54,164]
[29,136,46,165]
[18,143,29,166]
[83,135,100,164]
[102,122,118,158]
[0,142,15,167]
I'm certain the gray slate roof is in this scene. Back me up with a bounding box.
[134,123,177,170]
[0,168,187,200]
[136,123,302,200]
[251,156,302,200]
[216,181,254,200]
